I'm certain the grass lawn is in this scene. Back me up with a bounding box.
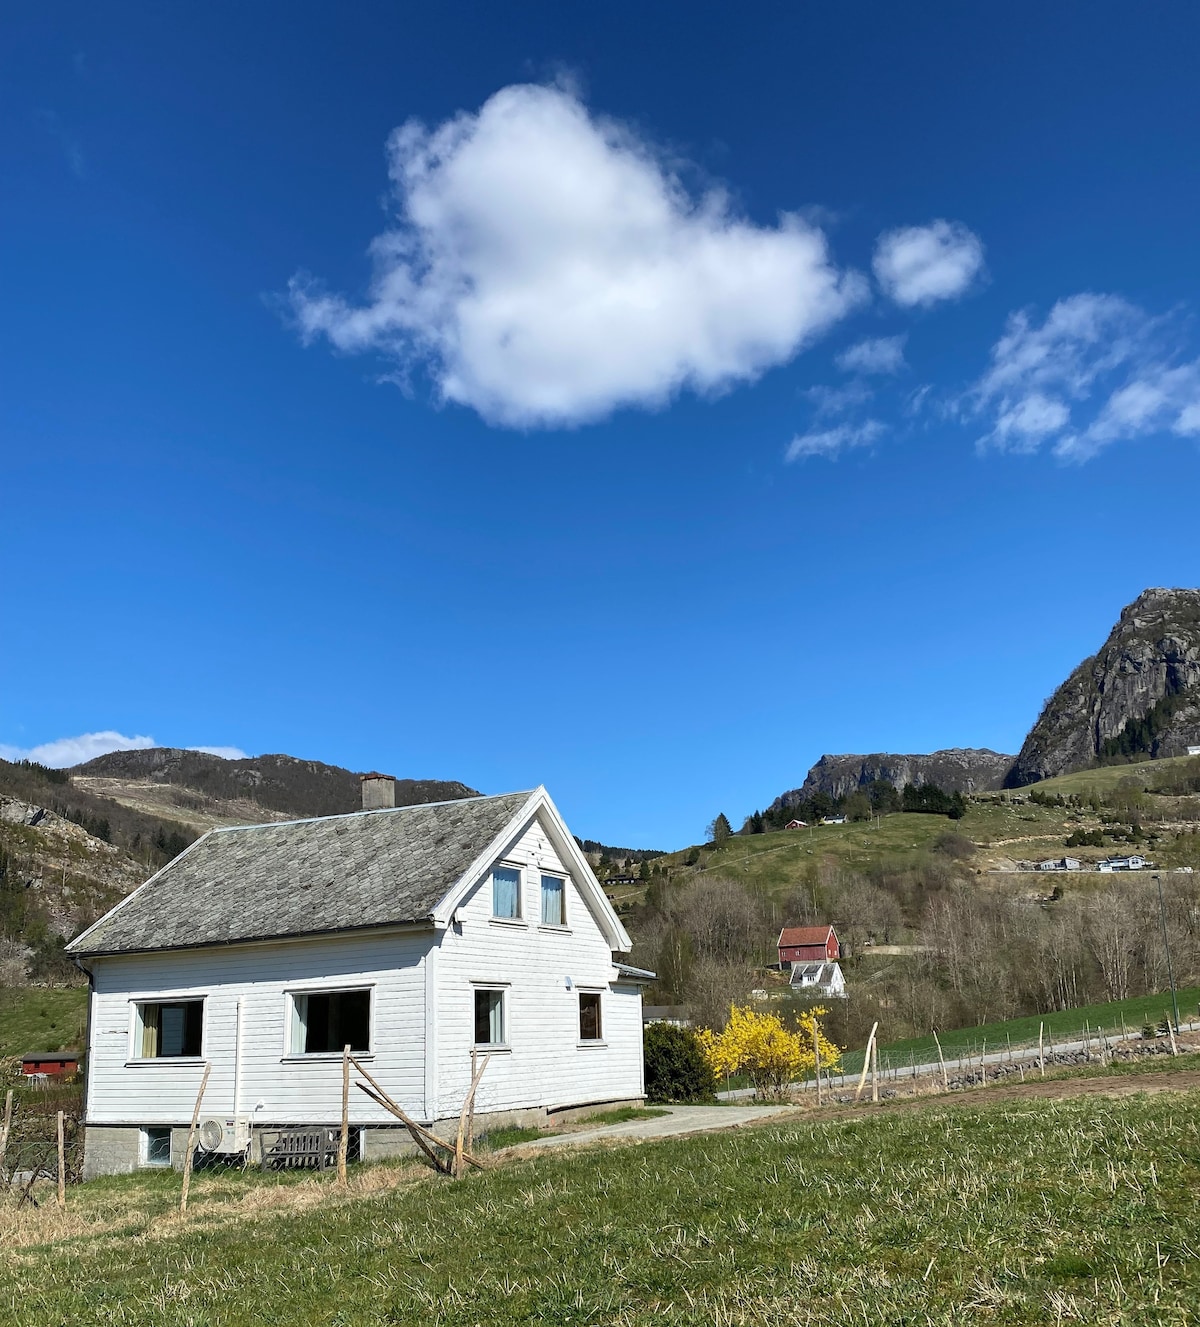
[838,985,1200,1075]
[0,986,88,1060]
[2,1067,1199,1323]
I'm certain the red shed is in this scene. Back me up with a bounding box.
[21,1051,80,1078]
[778,925,840,966]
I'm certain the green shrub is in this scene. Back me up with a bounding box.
[643,1022,716,1103]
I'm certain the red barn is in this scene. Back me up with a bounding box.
[21,1051,80,1078]
[777,925,840,966]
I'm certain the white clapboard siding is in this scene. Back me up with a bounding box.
[435,812,644,1117]
[85,930,430,1125]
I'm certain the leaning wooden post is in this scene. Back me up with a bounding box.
[854,1022,879,1102]
[455,1052,491,1179]
[1038,1022,1045,1079]
[56,1110,66,1209]
[812,1024,823,1106]
[179,1062,212,1215]
[932,1031,948,1091]
[337,1044,350,1187]
[870,1040,879,1104]
[466,1049,478,1157]
[1167,1013,1179,1058]
[0,1088,12,1177]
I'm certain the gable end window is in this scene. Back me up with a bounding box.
[290,990,371,1055]
[540,874,565,926]
[492,865,521,919]
[474,989,506,1046]
[579,992,603,1041]
[136,1000,203,1059]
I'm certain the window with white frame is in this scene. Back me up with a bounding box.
[135,1000,204,1059]
[474,988,506,1046]
[289,989,371,1055]
[142,1127,172,1166]
[540,874,565,926]
[578,991,602,1041]
[492,865,521,919]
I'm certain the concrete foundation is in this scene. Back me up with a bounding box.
[81,1097,646,1177]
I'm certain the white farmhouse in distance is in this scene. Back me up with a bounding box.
[67,782,652,1178]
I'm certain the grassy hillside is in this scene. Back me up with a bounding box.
[0,987,87,1059]
[1007,752,1197,798]
[3,1075,1200,1322]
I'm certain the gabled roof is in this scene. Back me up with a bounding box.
[778,925,837,948]
[68,788,613,958]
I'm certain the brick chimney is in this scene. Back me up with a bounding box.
[360,773,396,811]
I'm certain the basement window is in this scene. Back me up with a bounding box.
[290,990,371,1055]
[135,1000,204,1059]
[142,1127,172,1167]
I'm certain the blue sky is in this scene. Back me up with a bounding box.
[3,2,1199,847]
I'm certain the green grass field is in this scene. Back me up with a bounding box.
[838,985,1200,1075]
[1007,752,1196,798]
[0,986,87,1060]
[2,1064,1199,1324]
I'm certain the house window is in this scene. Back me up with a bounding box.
[142,1127,172,1167]
[579,992,602,1041]
[136,1000,203,1059]
[540,874,565,926]
[492,866,521,919]
[290,990,371,1055]
[474,989,506,1046]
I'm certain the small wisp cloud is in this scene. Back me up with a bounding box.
[873,221,984,308]
[289,83,867,428]
[0,732,247,768]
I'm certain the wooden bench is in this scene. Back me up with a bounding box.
[259,1127,339,1172]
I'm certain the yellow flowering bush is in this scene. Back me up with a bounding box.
[698,1005,842,1100]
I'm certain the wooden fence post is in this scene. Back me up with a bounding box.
[56,1110,66,1209]
[870,1040,879,1104]
[338,1044,350,1187]
[1038,1022,1045,1079]
[812,1025,822,1106]
[854,1023,879,1103]
[179,1062,212,1215]
[0,1088,12,1177]
[454,1053,491,1178]
[1167,1013,1179,1058]
[980,1040,987,1087]
[932,1032,948,1091]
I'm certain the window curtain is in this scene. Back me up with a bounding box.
[541,876,564,925]
[492,867,520,918]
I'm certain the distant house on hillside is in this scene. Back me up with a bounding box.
[1038,858,1081,872]
[1188,745,1200,757]
[789,961,846,999]
[66,782,651,1178]
[21,1051,80,1078]
[820,815,847,826]
[784,819,807,830]
[1098,854,1147,872]
[778,925,840,966]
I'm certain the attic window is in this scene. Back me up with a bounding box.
[540,875,565,926]
[492,866,521,919]
[136,1001,203,1059]
[290,990,371,1055]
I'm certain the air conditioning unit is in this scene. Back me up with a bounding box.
[197,1117,252,1154]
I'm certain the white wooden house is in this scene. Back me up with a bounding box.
[67,784,652,1178]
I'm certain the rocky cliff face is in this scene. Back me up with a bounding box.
[776,748,1015,806]
[1006,587,1200,787]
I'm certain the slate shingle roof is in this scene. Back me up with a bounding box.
[67,790,537,957]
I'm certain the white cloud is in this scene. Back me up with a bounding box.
[873,220,984,307]
[0,731,156,768]
[785,419,884,462]
[289,83,867,428]
[187,746,249,760]
[836,335,907,375]
[970,293,1200,460]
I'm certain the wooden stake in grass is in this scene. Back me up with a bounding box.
[932,1031,948,1091]
[454,1052,491,1179]
[337,1044,350,1187]
[1167,1012,1179,1058]
[1038,1022,1045,1079]
[0,1088,12,1178]
[179,1062,212,1215]
[870,1040,879,1104]
[56,1110,66,1209]
[980,1040,986,1087]
[854,1022,879,1103]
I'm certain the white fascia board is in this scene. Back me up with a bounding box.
[429,787,632,953]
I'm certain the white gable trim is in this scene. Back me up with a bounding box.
[430,787,632,953]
